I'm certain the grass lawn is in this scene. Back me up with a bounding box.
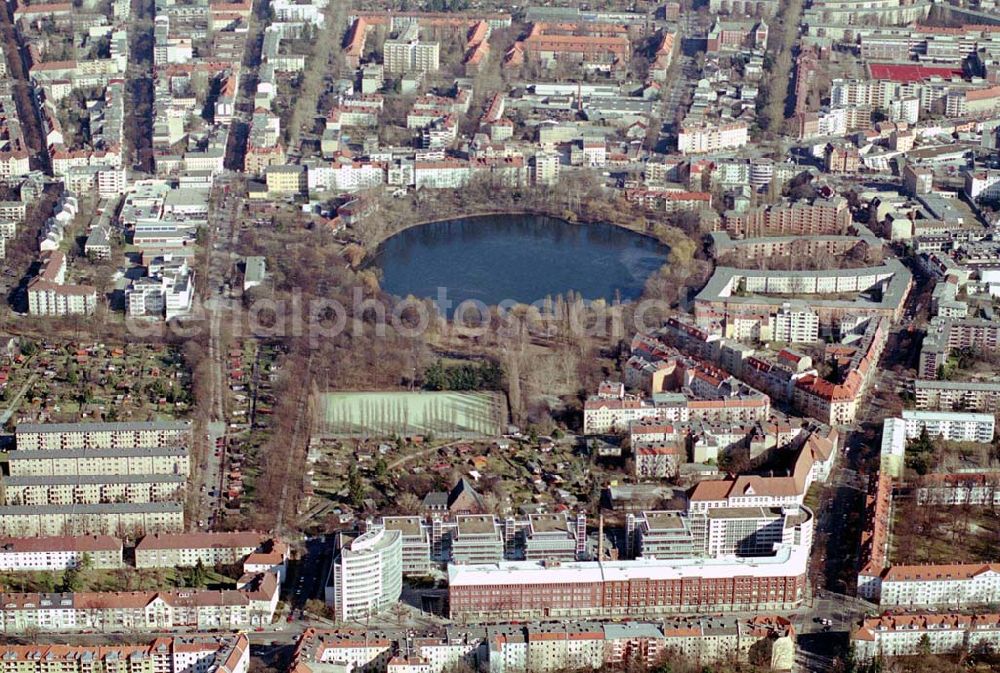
[318,390,506,438]
[0,567,237,593]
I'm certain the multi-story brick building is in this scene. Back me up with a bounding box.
[447,543,809,621]
[719,197,851,237]
[518,23,630,70]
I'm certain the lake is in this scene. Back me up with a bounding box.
[373,214,670,313]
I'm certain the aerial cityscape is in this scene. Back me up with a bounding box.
[0,0,998,671]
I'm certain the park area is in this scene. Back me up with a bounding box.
[317,390,507,438]
[889,495,1000,565]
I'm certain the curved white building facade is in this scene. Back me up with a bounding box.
[327,527,403,621]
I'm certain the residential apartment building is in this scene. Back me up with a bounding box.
[914,379,1000,412]
[771,304,820,344]
[720,197,851,237]
[531,151,560,186]
[7,447,191,478]
[15,421,193,450]
[901,410,996,443]
[0,535,123,571]
[853,613,1000,662]
[326,527,403,621]
[264,165,306,195]
[518,24,630,70]
[964,169,1000,201]
[916,473,1000,506]
[0,574,279,633]
[0,502,184,537]
[920,317,1000,379]
[0,635,250,673]
[135,532,275,569]
[292,618,795,673]
[687,430,834,513]
[880,564,1000,609]
[293,629,394,673]
[1,473,185,506]
[677,122,749,154]
[857,474,892,602]
[384,24,440,74]
[414,160,471,189]
[27,251,97,317]
[634,441,685,479]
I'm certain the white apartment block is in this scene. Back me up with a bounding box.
[880,564,1000,609]
[914,380,1000,413]
[853,613,1000,662]
[703,506,813,558]
[0,502,184,537]
[28,282,97,316]
[1,473,185,506]
[326,527,403,621]
[0,574,279,633]
[531,152,560,186]
[901,410,996,443]
[770,305,819,344]
[8,446,191,478]
[677,123,749,154]
[0,535,123,571]
[384,24,440,74]
[964,169,1000,202]
[15,421,192,450]
[414,161,471,189]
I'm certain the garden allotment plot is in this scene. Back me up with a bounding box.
[318,391,506,438]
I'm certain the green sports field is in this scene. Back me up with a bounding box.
[317,391,506,438]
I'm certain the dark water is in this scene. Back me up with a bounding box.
[373,214,670,311]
